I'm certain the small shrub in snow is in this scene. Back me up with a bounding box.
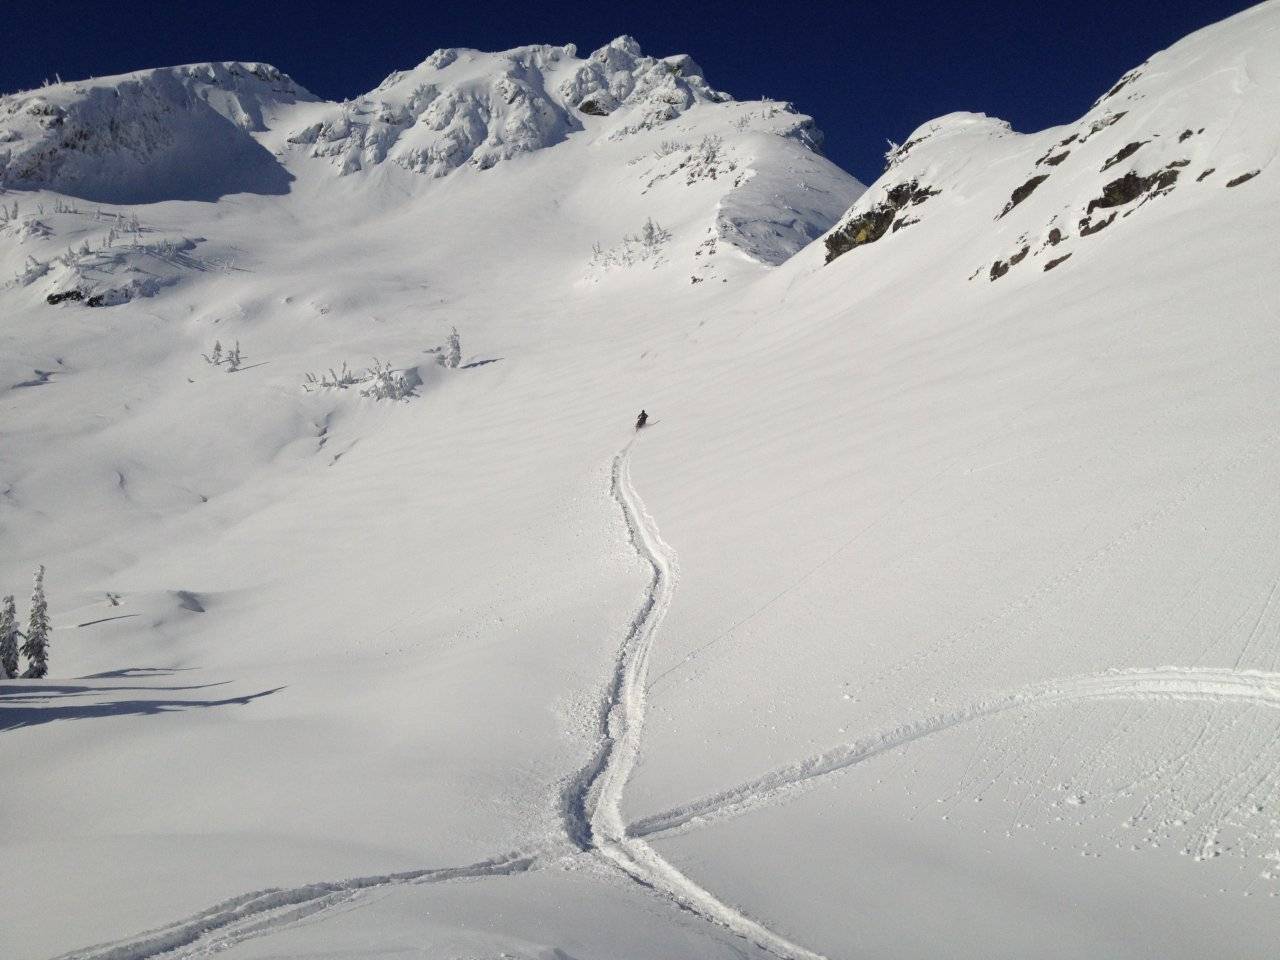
[303,362,362,391]
[202,340,245,371]
[304,359,415,400]
[590,217,672,272]
[360,358,413,400]
[695,134,723,164]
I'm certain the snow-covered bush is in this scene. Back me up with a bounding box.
[360,359,413,400]
[202,339,245,371]
[11,255,50,288]
[304,358,417,400]
[590,217,673,272]
[303,362,361,391]
[695,134,723,165]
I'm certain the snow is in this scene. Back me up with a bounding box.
[3,5,1280,959]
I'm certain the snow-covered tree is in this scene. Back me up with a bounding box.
[0,595,18,679]
[639,217,669,249]
[445,327,462,369]
[225,340,243,372]
[21,566,50,679]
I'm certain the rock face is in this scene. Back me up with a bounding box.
[0,63,314,202]
[821,2,1278,282]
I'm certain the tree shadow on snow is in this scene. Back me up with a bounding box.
[0,684,282,731]
[80,666,195,679]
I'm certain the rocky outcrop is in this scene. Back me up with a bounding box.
[824,179,940,263]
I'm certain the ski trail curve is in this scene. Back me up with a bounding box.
[629,667,1280,841]
[53,852,538,960]
[577,440,828,960]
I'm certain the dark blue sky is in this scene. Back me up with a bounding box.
[2,0,1257,181]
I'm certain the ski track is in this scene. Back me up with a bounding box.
[575,441,828,960]
[50,440,1280,960]
[53,852,538,960]
[629,667,1280,841]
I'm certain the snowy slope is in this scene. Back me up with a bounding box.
[2,6,1280,960]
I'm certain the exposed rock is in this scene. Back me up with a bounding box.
[999,175,1050,218]
[1047,227,1063,246]
[1086,166,1180,214]
[1097,68,1143,104]
[824,180,940,263]
[825,206,898,261]
[1101,141,1146,172]
[1226,170,1260,188]
[1078,111,1127,144]
[45,289,83,305]
[577,94,613,117]
[989,245,1030,281]
[1179,129,1194,142]
[1041,151,1070,167]
[1044,253,1073,271]
[1197,168,1216,182]
[1079,212,1117,236]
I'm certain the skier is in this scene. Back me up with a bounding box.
[635,409,648,430]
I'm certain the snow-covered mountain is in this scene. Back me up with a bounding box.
[0,62,314,202]
[2,6,1280,960]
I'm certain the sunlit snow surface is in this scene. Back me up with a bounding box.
[3,5,1280,959]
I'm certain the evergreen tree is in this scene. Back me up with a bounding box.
[21,566,49,679]
[445,327,462,369]
[0,595,18,679]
